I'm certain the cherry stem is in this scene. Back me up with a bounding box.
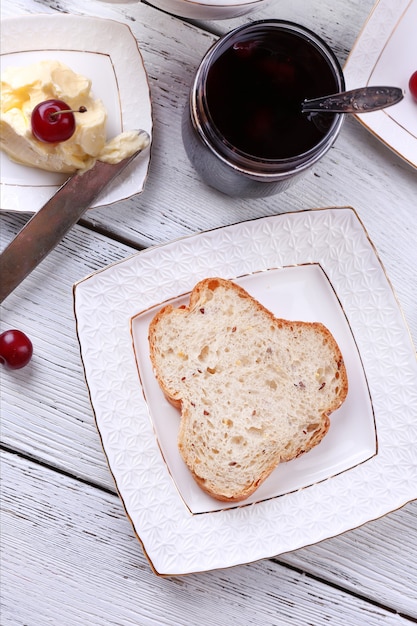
[49,106,87,118]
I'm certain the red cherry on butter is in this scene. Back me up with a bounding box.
[0,329,33,370]
[31,99,86,143]
[409,71,417,102]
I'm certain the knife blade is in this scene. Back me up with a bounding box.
[0,140,148,304]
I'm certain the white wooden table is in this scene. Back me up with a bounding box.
[1,0,416,623]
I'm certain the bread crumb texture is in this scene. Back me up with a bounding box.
[149,278,348,502]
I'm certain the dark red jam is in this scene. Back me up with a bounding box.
[205,29,338,160]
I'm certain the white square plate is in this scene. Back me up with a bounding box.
[0,15,152,212]
[131,263,376,514]
[73,208,417,575]
[344,0,417,168]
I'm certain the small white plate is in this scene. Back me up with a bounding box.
[73,208,417,575]
[0,15,152,213]
[344,0,417,168]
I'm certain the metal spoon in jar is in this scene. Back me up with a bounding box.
[302,86,404,114]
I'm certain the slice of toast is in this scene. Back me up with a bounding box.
[148,277,348,502]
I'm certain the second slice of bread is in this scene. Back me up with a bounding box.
[148,277,348,502]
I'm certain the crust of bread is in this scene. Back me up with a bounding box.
[149,277,348,502]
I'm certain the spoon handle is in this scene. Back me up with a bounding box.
[302,86,404,114]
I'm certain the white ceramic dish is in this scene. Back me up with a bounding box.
[146,0,270,20]
[344,0,417,168]
[0,15,152,213]
[73,208,417,576]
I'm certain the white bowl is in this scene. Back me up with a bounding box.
[147,0,270,20]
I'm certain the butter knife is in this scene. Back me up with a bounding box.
[0,139,148,304]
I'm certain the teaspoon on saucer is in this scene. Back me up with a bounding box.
[302,86,404,114]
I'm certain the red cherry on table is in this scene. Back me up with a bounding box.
[0,329,33,370]
[409,71,417,102]
[31,99,86,143]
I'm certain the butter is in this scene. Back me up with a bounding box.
[99,130,149,165]
[0,60,148,174]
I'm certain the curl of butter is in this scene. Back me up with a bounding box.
[0,60,148,174]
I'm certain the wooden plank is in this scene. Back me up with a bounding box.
[279,499,417,618]
[1,450,413,625]
[0,213,131,491]
[183,0,376,57]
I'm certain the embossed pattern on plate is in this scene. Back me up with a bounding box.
[73,208,417,575]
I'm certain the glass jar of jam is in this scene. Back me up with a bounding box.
[182,20,345,197]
